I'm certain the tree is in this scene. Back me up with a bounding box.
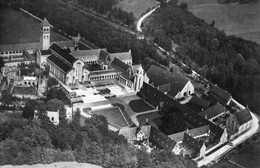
[47,77,58,88]
[43,65,50,77]
[0,139,21,165]
[46,99,66,119]
[0,57,4,71]
[22,100,38,119]
[1,90,12,105]
[137,149,152,168]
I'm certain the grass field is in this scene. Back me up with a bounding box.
[115,0,159,18]
[92,107,128,127]
[0,9,68,45]
[129,99,154,113]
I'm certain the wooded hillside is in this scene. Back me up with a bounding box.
[143,2,260,113]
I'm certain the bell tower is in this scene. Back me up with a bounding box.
[134,65,144,92]
[41,18,51,50]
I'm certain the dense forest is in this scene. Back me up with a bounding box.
[62,0,135,26]
[143,1,260,113]
[0,98,196,168]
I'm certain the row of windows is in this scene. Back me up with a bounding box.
[1,50,23,55]
[43,35,50,39]
[43,27,50,32]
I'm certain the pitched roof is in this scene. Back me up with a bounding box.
[199,103,226,119]
[47,54,71,72]
[42,18,51,27]
[99,49,110,61]
[140,125,151,139]
[147,65,189,97]
[55,41,74,48]
[149,125,176,152]
[234,107,252,125]
[189,96,210,109]
[183,133,204,152]
[110,51,132,61]
[79,38,99,49]
[49,43,76,65]
[112,58,130,72]
[139,83,224,141]
[119,127,137,141]
[71,49,101,58]
[169,125,210,142]
[40,50,52,55]
[210,85,231,103]
[136,111,161,128]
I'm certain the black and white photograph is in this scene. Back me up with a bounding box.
[0,0,259,168]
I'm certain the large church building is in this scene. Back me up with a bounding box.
[37,18,144,92]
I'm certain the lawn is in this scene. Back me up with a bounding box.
[115,0,159,18]
[0,9,68,45]
[129,99,154,113]
[92,107,128,127]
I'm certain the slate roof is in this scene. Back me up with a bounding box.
[71,49,101,58]
[42,18,51,27]
[99,49,110,61]
[13,86,36,95]
[119,127,137,141]
[47,54,71,72]
[189,96,210,109]
[136,111,161,128]
[234,107,252,125]
[112,58,130,72]
[149,125,177,152]
[199,103,226,119]
[147,65,189,97]
[169,125,210,143]
[49,43,76,65]
[139,83,225,141]
[210,85,231,103]
[79,39,99,49]
[40,50,52,55]
[55,41,74,48]
[140,125,151,139]
[183,133,204,152]
[110,51,132,61]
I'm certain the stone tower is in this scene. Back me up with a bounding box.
[41,18,51,50]
[134,65,144,92]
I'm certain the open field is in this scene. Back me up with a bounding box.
[116,0,159,18]
[0,162,101,168]
[129,99,154,113]
[92,107,128,127]
[179,0,260,44]
[0,9,68,45]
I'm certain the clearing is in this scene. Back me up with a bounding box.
[115,0,159,18]
[0,9,68,45]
